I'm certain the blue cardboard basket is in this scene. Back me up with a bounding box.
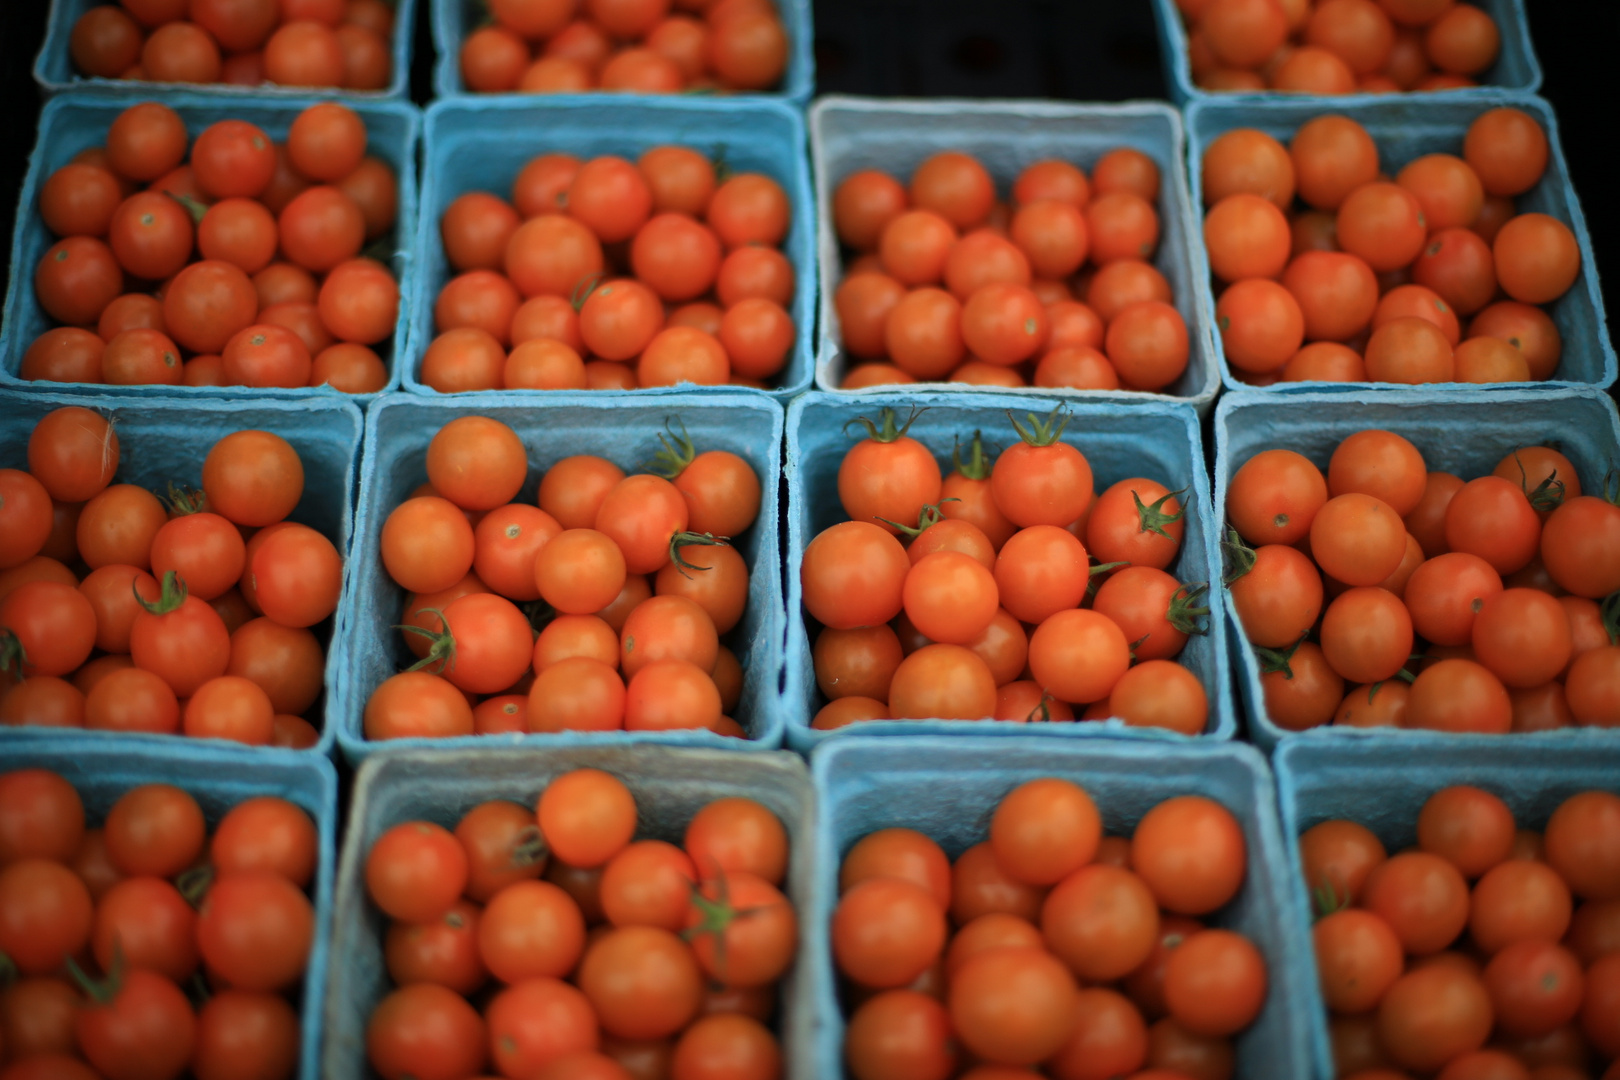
[1274,735,1620,1080]
[1215,387,1620,751]
[1185,93,1615,394]
[428,0,813,103]
[323,745,815,1079]
[0,89,421,403]
[782,390,1234,752]
[408,96,815,401]
[331,391,788,763]
[35,0,419,99]
[808,97,1221,413]
[810,735,1317,1079]
[0,733,338,1080]
[0,388,360,758]
[1151,0,1540,105]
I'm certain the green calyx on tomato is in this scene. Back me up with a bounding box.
[67,944,126,1007]
[1505,450,1569,513]
[669,531,732,579]
[1601,591,1620,647]
[133,569,189,616]
[1255,636,1306,679]
[1168,583,1212,636]
[161,481,208,516]
[1083,560,1130,602]
[875,499,961,538]
[176,863,215,908]
[844,406,925,445]
[0,632,26,678]
[683,874,776,983]
[398,608,458,676]
[1006,406,1069,448]
[167,191,208,227]
[1134,486,1188,538]
[569,271,607,312]
[1221,526,1257,585]
[1024,689,1062,723]
[952,430,994,481]
[648,418,698,480]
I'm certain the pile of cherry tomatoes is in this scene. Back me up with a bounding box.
[68,0,395,90]
[0,405,339,748]
[1174,0,1505,94]
[24,99,399,394]
[831,149,1194,392]
[804,407,1213,733]
[1202,107,1577,386]
[837,777,1267,1079]
[363,415,759,741]
[459,0,789,94]
[424,147,795,392]
[363,768,796,1078]
[1225,426,1620,733]
[1303,784,1620,1078]
[0,767,318,1080]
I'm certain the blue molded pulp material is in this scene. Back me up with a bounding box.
[1185,93,1615,393]
[428,0,814,103]
[810,735,1317,1079]
[35,0,419,99]
[782,390,1234,752]
[0,388,361,757]
[0,734,338,1080]
[1215,387,1620,751]
[322,745,815,1078]
[1,89,420,402]
[808,96,1221,413]
[1275,735,1620,1080]
[1151,0,1540,105]
[408,96,815,401]
[332,391,787,762]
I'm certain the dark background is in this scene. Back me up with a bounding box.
[1,1,1614,337]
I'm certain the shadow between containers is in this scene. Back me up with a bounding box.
[1214,387,1620,751]
[406,96,816,402]
[781,389,1234,753]
[1183,92,1615,394]
[34,0,420,99]
[330,391,789,763]
[322,745,816,1079]
[809,734,1318,1078]
[1149,0,1540,106]
[0,388,361,759]
[0,732,339,1080]
[0,88,422,404]
[808,95,1221,412]
[1274,733,1620,1080]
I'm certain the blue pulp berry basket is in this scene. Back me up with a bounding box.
[807,96,1221,412]
[0,89,421,403]
[0,733,339,1080]
[1274,734,1620,1080]
[1151,0,1541,105]
[0,387,361,757]
[322,745,815,1078]
[1185,92,1615,394]
[407,96,816,401]
[35,0,419,99]
[782,390,1234,753]
[428,0,814,103]
[810,735,1318,1079]
[1214,387,1620,752]
[330,391,788,763]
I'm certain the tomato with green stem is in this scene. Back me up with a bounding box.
[685,871,797,989]
[1085,478,1186,571]
[1092,568,1208,662]
[71,959,196,1080]
[129,571,232,698]
[991,409,1093,528]
[1224,531,1323,649]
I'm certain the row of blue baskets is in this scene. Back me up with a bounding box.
[33,0,1549,107]
[7,729,1616,1080]
[8,381,1618,762]
[2,87,1614,408]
